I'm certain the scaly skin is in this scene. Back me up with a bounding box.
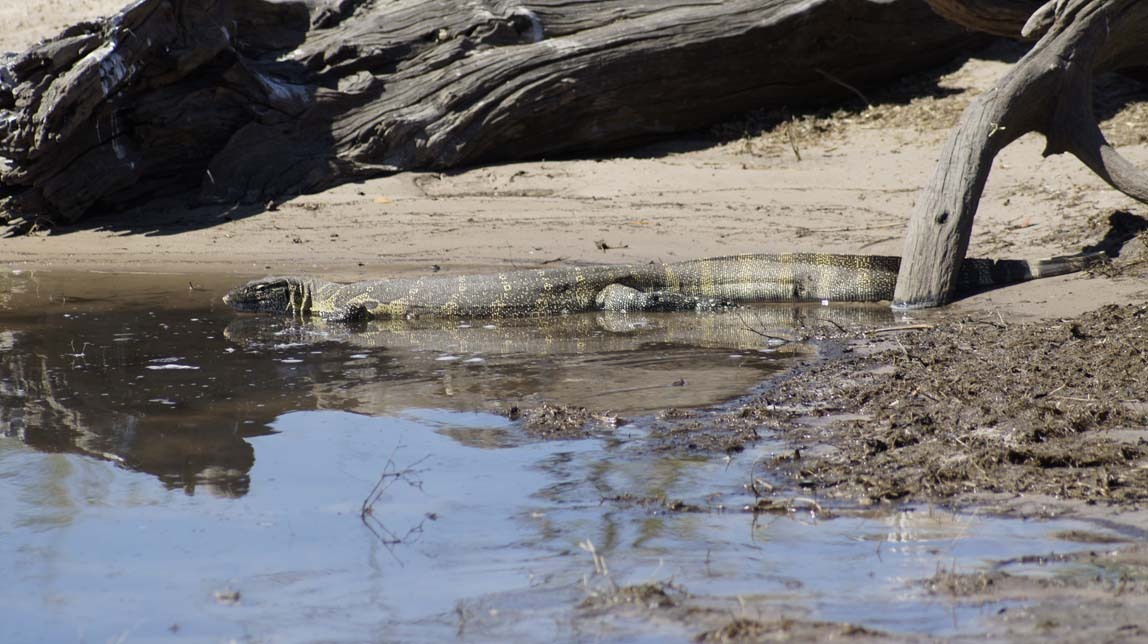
[223,252,1103,321]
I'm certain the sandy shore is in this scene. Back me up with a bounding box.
[4,1,1147,321]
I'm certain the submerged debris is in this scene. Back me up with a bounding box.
[696,617,883,642]
[579,582,683,612]
[508,403,627,439]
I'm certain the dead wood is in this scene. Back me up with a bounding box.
[924,0,1045,38]
[0,0,979,225]
[894,0,1148,309]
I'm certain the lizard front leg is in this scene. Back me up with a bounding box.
[595,284,727,312]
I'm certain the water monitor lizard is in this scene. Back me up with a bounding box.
[223,252,1104,321]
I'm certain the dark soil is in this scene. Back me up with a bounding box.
[507,402,628,439]
[695,618,884,643]
[647,407,769,454]
[573,581,891,643]
[926,544,1148,598]
[579,582,684,611]
[752,302,1148,505]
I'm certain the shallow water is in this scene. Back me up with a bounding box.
[0,270,1130,641]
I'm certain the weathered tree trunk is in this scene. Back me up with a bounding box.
[0,0,979,225]
[924,0,1043,38]
[894,0,1148,309]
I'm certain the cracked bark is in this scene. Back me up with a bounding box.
[0,0,978,225]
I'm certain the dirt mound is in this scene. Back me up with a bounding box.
[757,303,1148,504]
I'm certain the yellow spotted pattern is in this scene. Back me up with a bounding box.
[233,254,931,321]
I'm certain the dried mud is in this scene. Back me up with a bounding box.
[754,301,1148,506]
[507,402,628,439]
[695,618,883,643]
[574,581,889,643]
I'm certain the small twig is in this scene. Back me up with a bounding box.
[504,242,522,269]
[360,446,432,562]
[808,222,903,233]
[734,310,798,345]
[786,124,802,162]
[1051,395,1096,403]
[586,379,687,398]
[594,239,629,251]
[788,496,823,514]
[872,324,934,334]
[814,67,871,107]
[858,235,899,250]
[914,388,942,403]
[820,317,847,334]
[360,451,430,517]
[578,539,611,578]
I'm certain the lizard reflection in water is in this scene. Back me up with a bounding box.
[222,306,897,355]
[221,307,896,414]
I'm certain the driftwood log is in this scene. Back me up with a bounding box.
[922,0,1043,37]
[893,0,1148,308]
[0,0,980,225]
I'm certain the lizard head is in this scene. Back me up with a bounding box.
[223,277,312,317]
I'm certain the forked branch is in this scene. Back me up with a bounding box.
[894,0,1148,309]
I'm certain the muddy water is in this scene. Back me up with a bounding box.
[0,270,1131,641]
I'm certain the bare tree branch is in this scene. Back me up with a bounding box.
[895,0,1148,309]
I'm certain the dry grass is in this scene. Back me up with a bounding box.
[714,42,1148,157]
[1096,74,1148,147]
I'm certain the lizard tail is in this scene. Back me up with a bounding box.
[959,251,1108,288]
